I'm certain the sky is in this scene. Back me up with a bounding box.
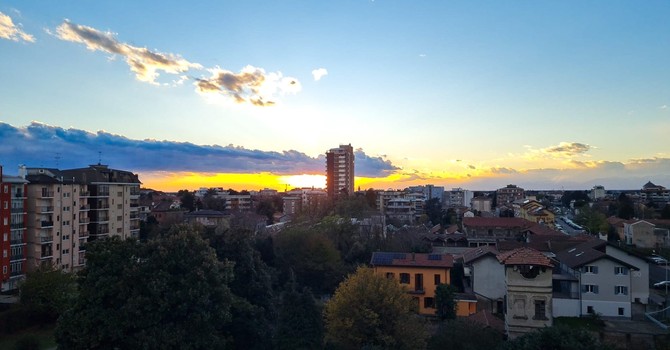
[1,1,669,191]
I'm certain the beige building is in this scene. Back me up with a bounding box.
[326,144,355,198]
[23,165,140,272]
[496,184,525,206]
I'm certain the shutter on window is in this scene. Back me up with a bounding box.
[593,266,599,274]
[624,268,629,275]
[594,285,599,294]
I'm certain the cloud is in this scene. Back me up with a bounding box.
[196,66,301,106]
[661,105,668,110]
[311,68,328,81]
[0,122,396,177]
[489,167,518,175]
[0,11,35,42]
[541,142,591,156]
[54,20,200,84]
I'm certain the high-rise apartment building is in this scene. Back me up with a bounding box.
[1,165,28,292]
[22,164,140,272]
[326,144,354,198]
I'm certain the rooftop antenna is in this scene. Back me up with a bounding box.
[98,151,102,165]
[55,153,61,168]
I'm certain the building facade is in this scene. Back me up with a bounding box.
[496,184,525,206]
[1,166,28,292]
[326,144,354,198]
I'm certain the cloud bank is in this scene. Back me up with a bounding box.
[0,122,397,177]
[0,11,35,42]
[311,68,328,81]
[53,20,300,105]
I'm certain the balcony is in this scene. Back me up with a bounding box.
[10,223,25,230]
[10,254,25,262]
[12,191,27,199]
[40,221,54,228]
[40,190,55,198]
[39,206,55,213]
[130,203,139,208]
[79,217,90,224]
[79,231,89,238]
[11,207,25,214]
[40,235,54,243]
[40,253,53,259]
[79,191,90,197]
[10,238,25,245]
[95,228,110,235]
[79,204,90,211]
[10,270,24,277]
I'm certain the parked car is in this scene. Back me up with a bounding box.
[649,256,668,265]
[654,280,670,288]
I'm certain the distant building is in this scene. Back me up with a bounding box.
[471,196,492,213]
[641,181,669,206]
[1,165,28,292]
[408,185,444,202]
[326,144,355,198]
[444,188,474,208]
[590,185,606,200]
[377,190,425,224]
[496,184,525,206]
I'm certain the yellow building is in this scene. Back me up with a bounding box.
[370,252,476,316]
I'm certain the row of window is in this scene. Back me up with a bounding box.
[386,272,443,287]
[582,284,628,295]
[582,265,629,275]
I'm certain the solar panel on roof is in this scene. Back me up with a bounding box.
[393,253,406,259]
[428,254,442,260]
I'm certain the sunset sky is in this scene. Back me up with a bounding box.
[1,1,669,191]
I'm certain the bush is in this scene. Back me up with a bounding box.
[13,336,39,350]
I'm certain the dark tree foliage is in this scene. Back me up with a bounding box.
[499,325,614,350]
[255,196,282,225]
[274,226,343,294]
[206,227,276,350]
[332,196,374,219]
[275,283,323,350]
[364,188,377,209]
[561,191,591,208]
[435,283,458,320]
[617,193,635,220]
[662,204,670,219]
[424,198,444,226]
[428,319,503,350]
[55,231,233,350]
[177,189,196,212]
[19,266,77,323]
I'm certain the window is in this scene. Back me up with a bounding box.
[415,273,424,292]
[63,235,69,240]
[118,191,123,197]
[583,265,598,274]
[3,201,7,209]
[117,204,123,210]
[618,308,624,316]
[3,233,6,241]
[424,297,435,309]
[615,286,628,295]
[3,250,6,258]
[615,266,628,275]
[63,206,70,212]
[2,266,6,274]
[117,216,123,221]
[434,274,441,285]
[3,185,8,193]
[400,273,410,284]
[63,220,70,226]
[534,300,547,320]
[583,284,599,294]
[386,272,395,279]
[587,306,594,314]
[64,192,70,198]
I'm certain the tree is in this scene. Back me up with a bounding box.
[56,231,233,350]
[427,319,503,350]
[177,189,196,212]
[19,266,77,323]
[662,204,670,219]
[500,325,614,350]
[275,283,323,350]
[324,267,428,350]
[435,283,457,320]
[616,193,635,220]
[575,205,608,235]
[274,226,343,294]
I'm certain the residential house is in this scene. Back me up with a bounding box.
[624,219,669,249]
[461,246,505,313]
[370,252,476,317]
[497,247,553,339]
[471,196,492,213]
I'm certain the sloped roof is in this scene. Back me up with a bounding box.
[370,252,453,268]
[463,217,532,229]
[467,310,505,333]
[462,246,499,264]
[555,240,638,270]
[496,247,553,267]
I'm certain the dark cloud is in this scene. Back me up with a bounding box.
[0,122,397,177]
[196,66,299,106]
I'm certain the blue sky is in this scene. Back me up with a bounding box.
[1,1,669,190]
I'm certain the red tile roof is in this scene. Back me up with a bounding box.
[463,217,532,229]
[496,247,553,267]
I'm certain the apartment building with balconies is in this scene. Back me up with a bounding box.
[1,165,29,292]
[326,144,354,198]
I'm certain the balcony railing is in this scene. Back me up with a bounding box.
[40,253,53,259]
[40,190,55,198]
[39,206,54,213]
[130,203,139,208]
[12,191,26,199]
[10,254,25,262]
[40,221,54,228]
[10,270,24,277]
[11,207,25,213]
[79,205,90,211]
[40,235,54,243]
[95,228,110,235]
[79,217,90,224]
[10,223,25,230]
[79,191,90,197]
[79,231,89,238]
[10,238,24,245]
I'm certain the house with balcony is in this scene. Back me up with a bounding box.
[370,252,476,317]
[554,239,643,318]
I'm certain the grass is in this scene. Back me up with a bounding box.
[554,316,606,331]
[0,323,57,350]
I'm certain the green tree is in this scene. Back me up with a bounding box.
[276,283,323,350]
[427,319,503,350]
[616,193,635,220]
[435,283,457,320]
[274,226,343,294]
[575,205,608,235]
[499,325,614,350]
[55,231,233,350]
[324,267,428,350]
[177,189,196,212]
[19,266,77,323]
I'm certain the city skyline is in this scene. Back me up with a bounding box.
[1,1,669,191]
